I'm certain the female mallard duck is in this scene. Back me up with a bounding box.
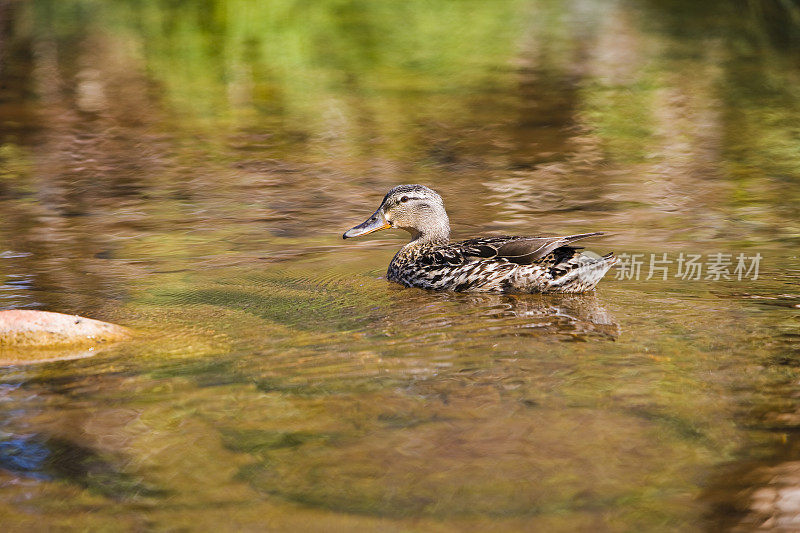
[343,184,617,293]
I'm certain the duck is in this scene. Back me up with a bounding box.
[342,184,617,293]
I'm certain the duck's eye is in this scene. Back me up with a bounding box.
[400,196,409,203]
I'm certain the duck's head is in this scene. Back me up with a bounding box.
[343,184,450,243]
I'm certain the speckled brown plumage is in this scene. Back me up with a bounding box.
[387,235,617,293]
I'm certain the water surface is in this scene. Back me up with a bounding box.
[1,0,799,530]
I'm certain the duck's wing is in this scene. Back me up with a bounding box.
[457,233,604,265]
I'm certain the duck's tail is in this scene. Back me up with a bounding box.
[546,251,617,293]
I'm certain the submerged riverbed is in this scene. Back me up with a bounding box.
[1,0,799,530]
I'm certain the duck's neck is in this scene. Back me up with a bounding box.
[406,221,450,248]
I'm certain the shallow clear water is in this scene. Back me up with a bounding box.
[0,0,799,530]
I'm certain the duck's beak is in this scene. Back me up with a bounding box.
[343,209,391,239]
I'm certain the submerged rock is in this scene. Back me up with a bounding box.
[0,310,130,365]
[0,310,130,346]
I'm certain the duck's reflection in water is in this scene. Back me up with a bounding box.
[380,288,620,342]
